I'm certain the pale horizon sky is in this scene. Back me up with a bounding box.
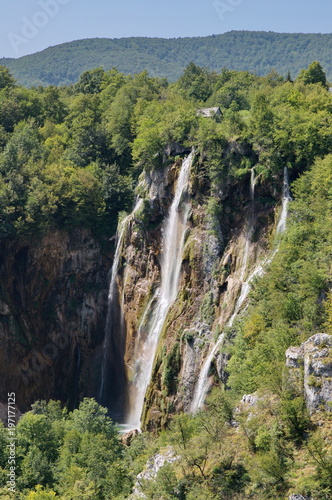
[0,0,331,59]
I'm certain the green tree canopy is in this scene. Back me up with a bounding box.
[297,61,328,88]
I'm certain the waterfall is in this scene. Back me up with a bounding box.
[240,168,255,282]
[191,167,290,412]
[276,167,291,235]
[250,167,255,201]
[99,198,143,418]
[125,152,193,430]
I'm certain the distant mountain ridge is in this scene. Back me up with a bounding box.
[1,31,332,86]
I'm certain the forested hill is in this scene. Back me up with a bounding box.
[2,30,332,87]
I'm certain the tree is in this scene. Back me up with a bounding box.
[177,62,215,102]
[297,61,328,88]
[0,66,16,89]
[0,123,44,173]
[41,86,67,123]
[17,413,59,462]
[75,67,106,94]
[25,485,58,498]
[70,398,118,440]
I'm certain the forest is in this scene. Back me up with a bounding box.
[1,59,332,498]
[2,31,332,87]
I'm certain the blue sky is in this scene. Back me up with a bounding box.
[1,0,331,58]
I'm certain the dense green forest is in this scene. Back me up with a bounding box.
[1,60,332,498]
[2,31,332,87]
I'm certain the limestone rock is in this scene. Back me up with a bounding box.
[121,429,139,446]
[241,393,258,407]
[288,495,311,500]
[286,333,332,413]
[130,446,178,499]
[216,351,230,384]
[163,142,191,158]
[0,300,10,316]
[285,346,303,368]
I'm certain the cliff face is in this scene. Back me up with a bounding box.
[114,149,281,430]
[0,147,283,425]
[0,228,110,412]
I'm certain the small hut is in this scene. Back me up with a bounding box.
[196,107,222,120]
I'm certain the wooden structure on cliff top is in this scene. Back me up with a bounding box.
[196,106,222,120]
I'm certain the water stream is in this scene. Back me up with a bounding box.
[125,151,193,430]
[276,166,291,235]
[191,167,290,412]
[98,198,143,417]
[240,168,255,282]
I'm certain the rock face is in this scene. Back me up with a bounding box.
[0,147,283,425]
[116,154,279,429]
[130,446,178,499]
[286,333,332,413]
[288,495,311,500]
[0,228,110,412]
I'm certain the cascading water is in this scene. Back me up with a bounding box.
[125,151,193,430]
[99,198,143,418]
[191,166,291,412]
[240,168,255,281]
[191,169,255,412]
[276,167,291,235]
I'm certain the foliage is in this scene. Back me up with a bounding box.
[0,65,16,89]
[297,61,328,88]
[0,399,130,499]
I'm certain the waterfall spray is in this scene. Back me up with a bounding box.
[125,152,193,430]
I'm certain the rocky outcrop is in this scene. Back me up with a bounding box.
[130,446,178,499]
[288,495,311,500]
[286,333,332,413]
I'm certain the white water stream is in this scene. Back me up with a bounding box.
[125,152,193,430]
[191,167,290,412]
[276,166,291,235]
[99,198,143,404]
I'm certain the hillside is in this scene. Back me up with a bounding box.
[1,31,332,86]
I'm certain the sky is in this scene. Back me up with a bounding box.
[0,0,331,59]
